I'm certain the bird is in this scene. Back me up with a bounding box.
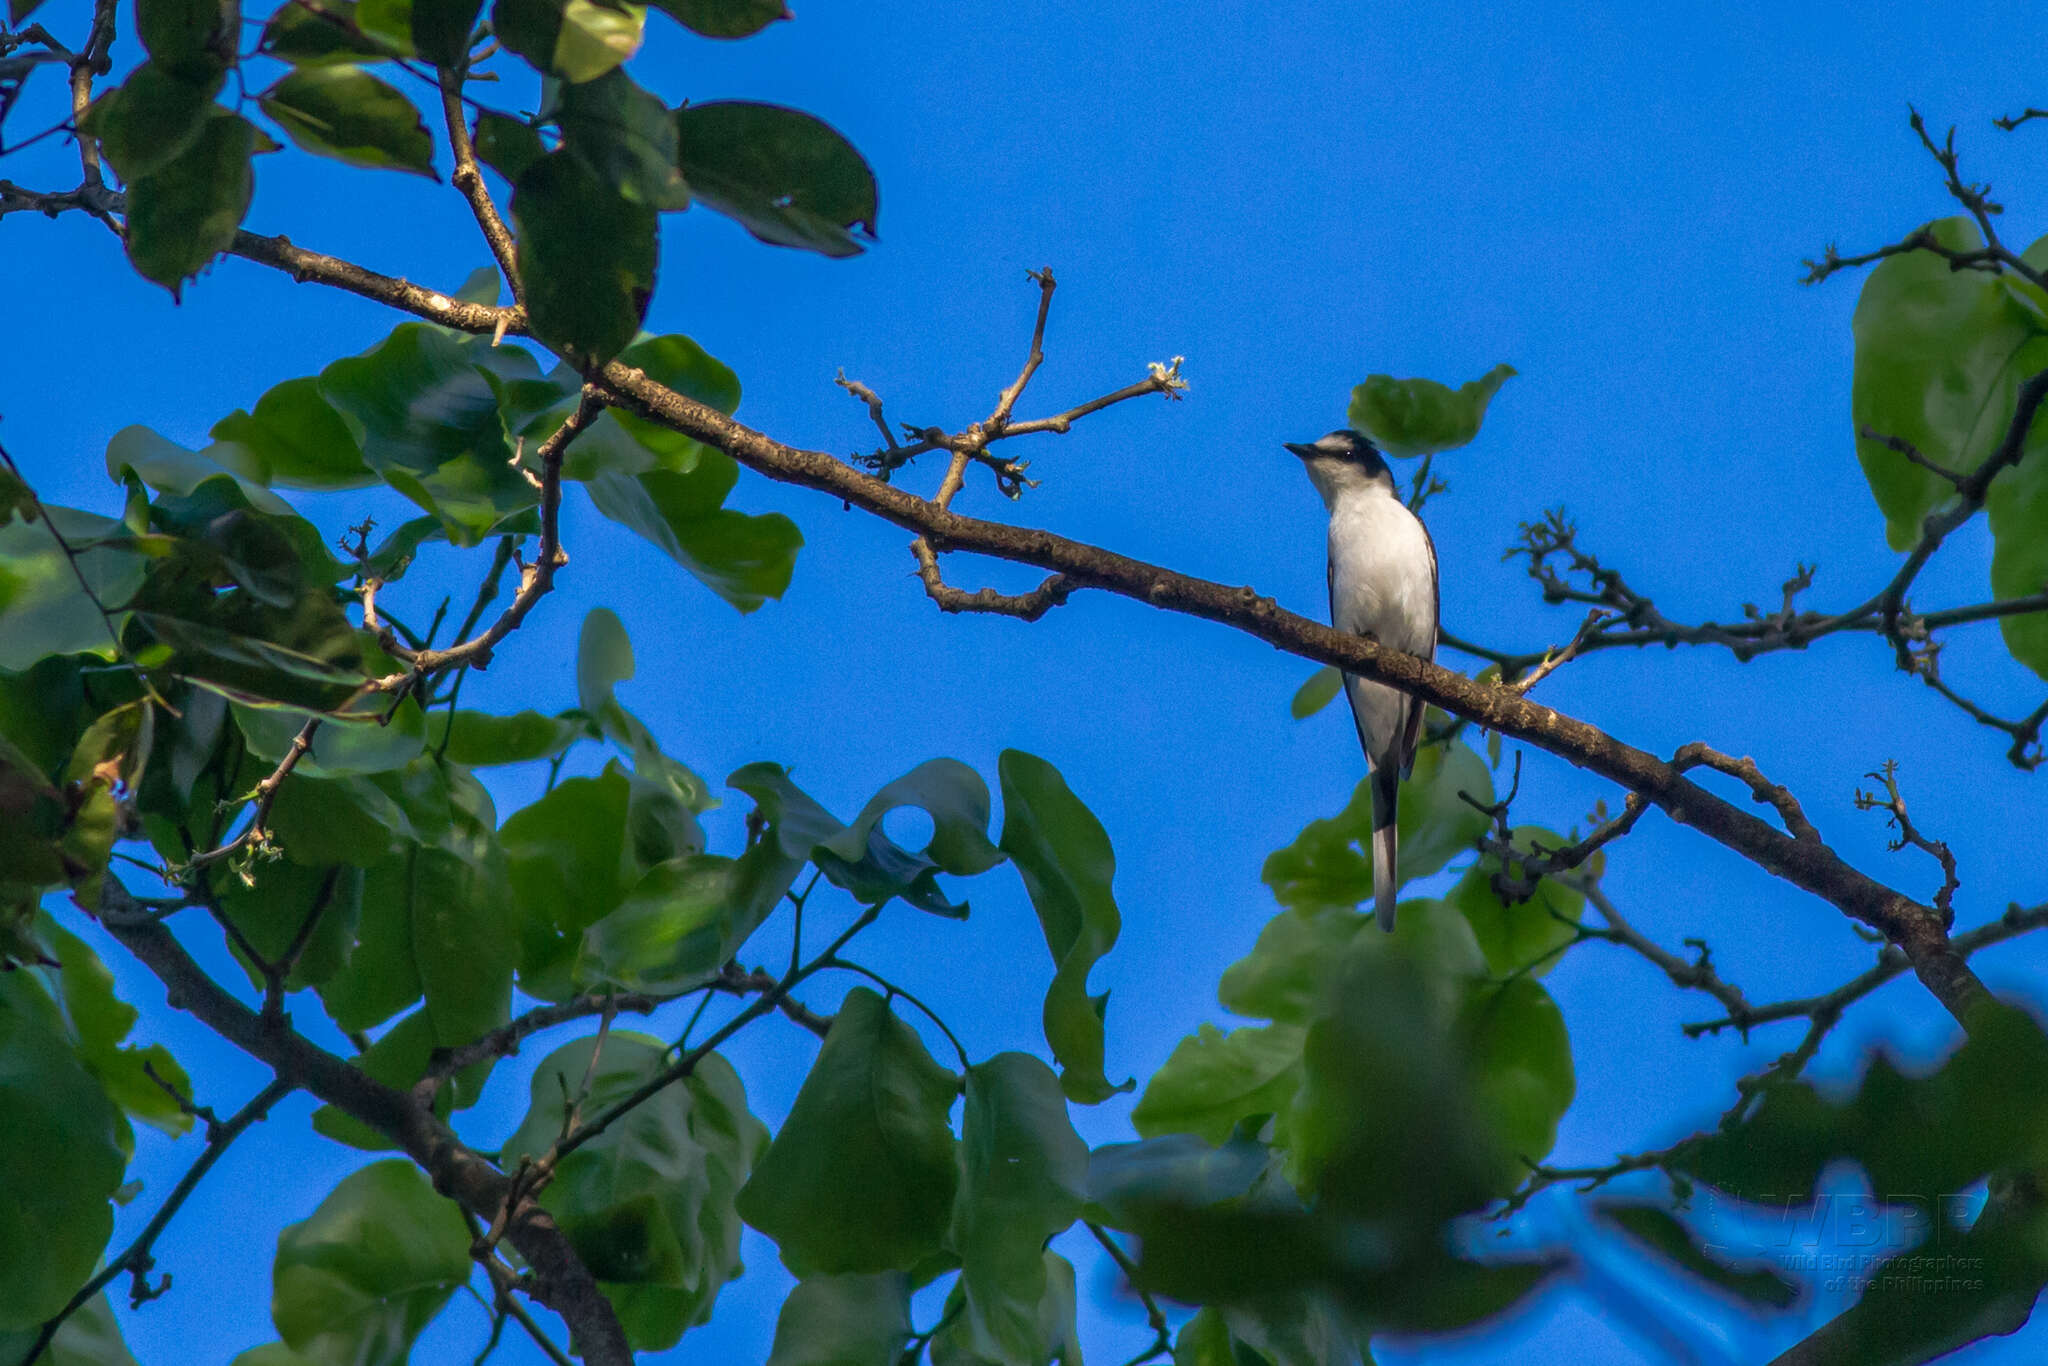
[1285,429,1439,931]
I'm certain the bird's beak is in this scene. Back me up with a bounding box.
[1283,442,1315,460]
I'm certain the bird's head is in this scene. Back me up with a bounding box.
[1285,429,1395,506]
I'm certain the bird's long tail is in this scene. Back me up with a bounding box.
[1370,760,1400,932]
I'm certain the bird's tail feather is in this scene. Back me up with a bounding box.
[1370,761,1399,932]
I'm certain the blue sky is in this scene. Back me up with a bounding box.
[8,1,2048,1362]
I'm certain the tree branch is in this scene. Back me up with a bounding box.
[97,883,634,1366]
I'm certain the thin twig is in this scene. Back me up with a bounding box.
[1086,1222,1172,1366]
[910,537,1075,621]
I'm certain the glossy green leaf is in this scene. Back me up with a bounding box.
[585,461,803,611]
[650,0,784,38]
[81,59,225,181]
[1289,665,1342,719]
[1851,220,2048,550]
[1217,904,1373,1027]
[1262,739,1491,912]
[1348,363,1515,458]
[730,758,1000,915]
[267,774,408,865]
[1132,1023,1303,1146]
[1986,319,2048,678]
[502,1034,767,1345]
[261,0,404,64]
[674,101,878,256]
[425,708,580,766]
[105,426,296,517]
[472,110,547,184]
[271,1161,471,1364]
[318,324,537,544]
[1592,1201,1798,1308]
[996,750,1129,1103]
[0,1293,139,1366]
[493,0,644,83]
[0,971,127,1330]
[512,149,656,364]
[230,1345,320,1366]
[577,836,802,993]
[411,0,485,64]
[232,694,427,776]
[214,858,364,991]
[553,68,689,208]
[1446,825,1584,978]
[765,1274,912,1366]
[737,988,960,1275]
[502,770,631,997]
[39,918,193,1138]
[123,109,275,296]
[259,66,436,177]
[210,377,376,491]
[944,1055,1087,1366]
[0,507,143,670]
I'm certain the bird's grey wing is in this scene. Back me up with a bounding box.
[1395,519,1439,776]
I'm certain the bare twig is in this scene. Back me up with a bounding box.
[1086,1221,1173,1366]
[1672,742,1822,844]
[1509,608,1611,694]
[1854,760,1961,925]
[911,537,1075,621]
[990,267,1057,431]
[440,68,524,311]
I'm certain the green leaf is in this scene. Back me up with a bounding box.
[492,0,645,82]
[1347,363,1516,458]
[318,324,538,544]
[1261,739,1491,912]
[1217,904,1374,1027]
[553,67,689,208]
[271,1161,471,1364]
[731,759,1000,914]
[502,770,632,997]
[674,101,878,256]
[1592,1201,1798,1308]
[649,0,785,39]
[411,0,485,65]
[944,1055,1087,1366]
[0,971,127,1330]
[105,426,296,517]
[1455,976,1573,1188]
[354,0,418,54]
[81,59,225,181]
[259,66,437,178]
[425,708,580,766]
[512,148,656,364]
[1446,825,1584,978]
[737,987,960,1275]
[210,377,376,491]
[261,0,405,64]
[267,774,407,865]
[39,918,193,1138]
[996,750,1129,1103]
[577,838,801,993]
[472,109,546,183]
[1851,219,2048,550]
[0,468,35,528]
[766,1274,912,1366]
[501,1035,768,1346]
[123,109,275,296]
[1289,665,1342,720]
[0,1292,139,1366]
[0,507,144,670]
[1132,1023,1303,1146]
[232,693,427,775]
[136,0,230,69]
[585,462,803,611]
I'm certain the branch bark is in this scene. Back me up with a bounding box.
[98,886,634,1366]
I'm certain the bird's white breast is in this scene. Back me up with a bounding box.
[1327,490,1436,656]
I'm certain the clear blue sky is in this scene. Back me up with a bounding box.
[7,1,2048,1362]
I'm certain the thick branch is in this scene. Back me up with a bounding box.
[98,886,632,1366]
[15,211,1968,1026]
